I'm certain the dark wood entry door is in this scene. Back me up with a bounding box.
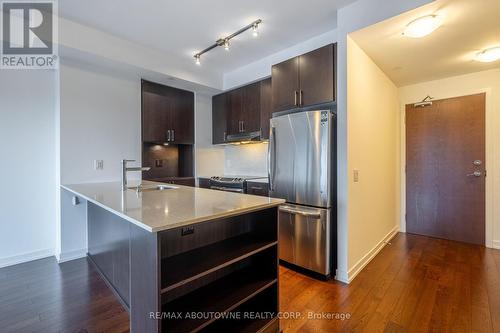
[406,93,486,245]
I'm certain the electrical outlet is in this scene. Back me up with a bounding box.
[94,160,104,170]
[353,169,359,183]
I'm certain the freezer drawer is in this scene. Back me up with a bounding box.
[278,204,330,275]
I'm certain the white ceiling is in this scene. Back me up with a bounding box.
[350,0,500,87]
[59,0,355,76]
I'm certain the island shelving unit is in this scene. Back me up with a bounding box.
[61,182,283,333]
[159,208,279,333]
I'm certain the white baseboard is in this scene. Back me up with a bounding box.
[339,226,399,284]
[57,248,87,263]
[492,240,500,250]
[335,269,349,284]
[0,248,54,268]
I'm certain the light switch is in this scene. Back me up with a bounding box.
[94,160,104,170]
[353,169,360,183]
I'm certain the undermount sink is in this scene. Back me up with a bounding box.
[129,184,178,192]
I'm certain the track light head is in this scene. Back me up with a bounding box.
[252,23,259,37]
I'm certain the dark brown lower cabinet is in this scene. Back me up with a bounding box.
[87,203,280,333]
[246,181,269,197]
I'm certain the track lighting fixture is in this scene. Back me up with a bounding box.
[193,19,262,65]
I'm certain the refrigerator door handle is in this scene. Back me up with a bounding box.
[279,205,322,219]
[269,126,277,191]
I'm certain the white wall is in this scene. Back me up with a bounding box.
[59,63,142,185]
[343,37,400,282]
[399,68,500,249]
[59,16,222,89]
[57,62,223,259]
[195,93,225,177]
[0,70,57,267]
[223,29,338,90]
[334,0,433,283]
[224,143,269,177]
[222,28,339,179]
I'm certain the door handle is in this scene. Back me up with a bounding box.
[467,171,482,177]
[279,205,321,218]
[294,91,298,106]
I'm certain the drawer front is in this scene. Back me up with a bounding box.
[246,182,269,197]
[198,178,211,189]
[278,204,331,275]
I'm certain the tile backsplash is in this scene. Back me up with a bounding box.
[224,142,268,176]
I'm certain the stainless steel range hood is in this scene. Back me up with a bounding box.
[226,130,262,143]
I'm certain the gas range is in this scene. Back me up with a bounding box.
[209,175,266,193]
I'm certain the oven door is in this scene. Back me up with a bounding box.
[279,203,330,276]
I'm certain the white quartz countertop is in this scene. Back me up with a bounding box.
[61,181,284,233]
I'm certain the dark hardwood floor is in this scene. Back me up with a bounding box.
[1,233,499,333]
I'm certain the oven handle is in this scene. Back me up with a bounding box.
[210,186,244,193]
[279,205,322,218]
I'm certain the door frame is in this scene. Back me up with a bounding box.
[400,88,494,248]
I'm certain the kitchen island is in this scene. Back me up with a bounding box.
[61,181,284,333]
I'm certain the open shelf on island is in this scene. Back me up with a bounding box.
[161,247,278,333]
[199,284,279,333]
[161,233,277,292]
[158,207,279,333]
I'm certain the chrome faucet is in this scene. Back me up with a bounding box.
[121,159,151,191]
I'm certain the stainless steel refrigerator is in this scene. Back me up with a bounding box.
[269,109,336,277]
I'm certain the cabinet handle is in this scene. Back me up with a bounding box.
[299,90,303,106]
[172,129,175,142]
[294,91,298,106]
[224,132,227,142]
[241,121,245,132]
[167,130,171,142]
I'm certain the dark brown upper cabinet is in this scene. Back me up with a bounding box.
[226,88,243,136]
[212,93,227,144]
[271,43,336,112]
[212,78,271,144]
[141,80,194,145]
[271,57,299,112]
[260,78,272,140]
[241,82,262,133]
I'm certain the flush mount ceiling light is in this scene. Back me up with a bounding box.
[475,46,500,62]
[403,15,442,38]
[194,19,262,65]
